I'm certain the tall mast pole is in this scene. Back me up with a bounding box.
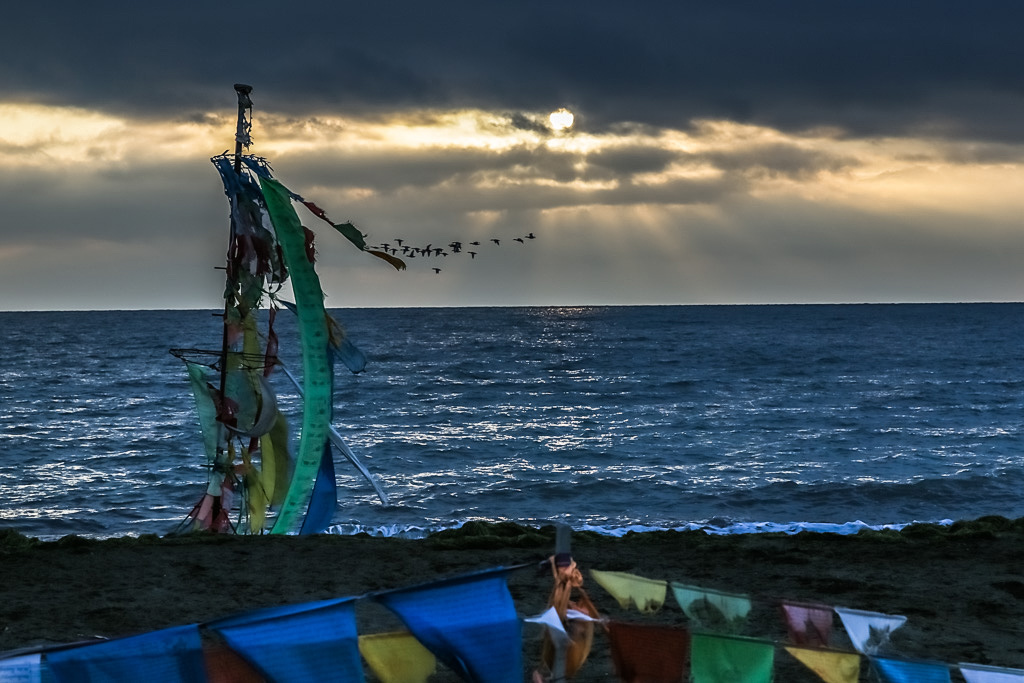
[217,85,254,439]
[232,84,253,172]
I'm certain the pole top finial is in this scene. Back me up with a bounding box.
[234,84,253,111]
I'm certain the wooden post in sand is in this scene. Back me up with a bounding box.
[551,523,572,682]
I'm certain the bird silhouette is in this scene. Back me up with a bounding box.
[395,238,405,247]
[432,268,441,274]
[468,251,477,259]
[524,232,536,239]
[469,241,481,246]
[491,238,500,245]
[513,237,524,244]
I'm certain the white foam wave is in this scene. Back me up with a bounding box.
[323,518,955,538]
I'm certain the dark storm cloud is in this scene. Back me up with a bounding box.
[4,1,1024,140]
[583,146,679,178]
[700,143,856,180]
[274,142,741,218]
[0,162,222,245]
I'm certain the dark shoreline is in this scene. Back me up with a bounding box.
[2,518,1023,679]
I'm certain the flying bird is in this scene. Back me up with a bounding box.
[468,251,477,259]
[432,268,441,274]
[513,237,524,244]
[525,233,537,239]
[491,239,500,245]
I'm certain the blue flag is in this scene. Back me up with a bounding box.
[874,656,951,683]
[374,568,522,682]
[46,624,205,683]
[208,597,362,682]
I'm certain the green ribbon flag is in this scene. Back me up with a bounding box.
[259,176,334,534]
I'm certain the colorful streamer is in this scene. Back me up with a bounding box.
[9,554,1024,682]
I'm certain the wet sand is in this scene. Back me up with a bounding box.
[1,518,1023,680]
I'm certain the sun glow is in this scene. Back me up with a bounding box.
[0,103,233,166]
[549,108,575,131]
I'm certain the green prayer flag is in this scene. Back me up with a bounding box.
[690,633,774,683]
[672,583,751,634]
[259,175,334,534]
[185,362,220,465]
[332,221,367,251]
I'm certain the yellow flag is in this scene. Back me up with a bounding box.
[359,632,436,683]
[785,646,861,683]
[591,570,667,613]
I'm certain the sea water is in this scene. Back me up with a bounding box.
[1,304,1023,540]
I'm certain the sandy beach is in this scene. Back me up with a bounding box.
[2,518,1023,680]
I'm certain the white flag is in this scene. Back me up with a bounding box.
[834,607,907,654]
[960,662,1024,683]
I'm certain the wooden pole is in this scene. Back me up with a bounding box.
[217,85,253,406]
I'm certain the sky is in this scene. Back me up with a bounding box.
[3,2,1024,310]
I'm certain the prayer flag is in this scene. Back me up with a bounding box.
[299,441,337,534]
[260,175,335,535]
[872,656,950,683]
[525,607,571,648]
[46,624,205,683]
[690,633,774,683]
[960,663,1024,683]
[184,362,220,464]
[784,646,860,683]
[202,643,265,682]
[591,570,668,613]
[0,653,42,683]
[834,607,906,654]
[780,601,834,647]
[328,220,367,251]
[208,597,362,682]
[359,632,436,683]
[606,621,690,683]
[375,567,522,683]
[671,583,751,633]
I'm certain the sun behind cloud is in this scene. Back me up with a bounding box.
[549,108,574,131]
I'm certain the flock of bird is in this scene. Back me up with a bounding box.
[367,233,538,274]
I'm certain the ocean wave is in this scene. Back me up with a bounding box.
[322,517,955,539]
